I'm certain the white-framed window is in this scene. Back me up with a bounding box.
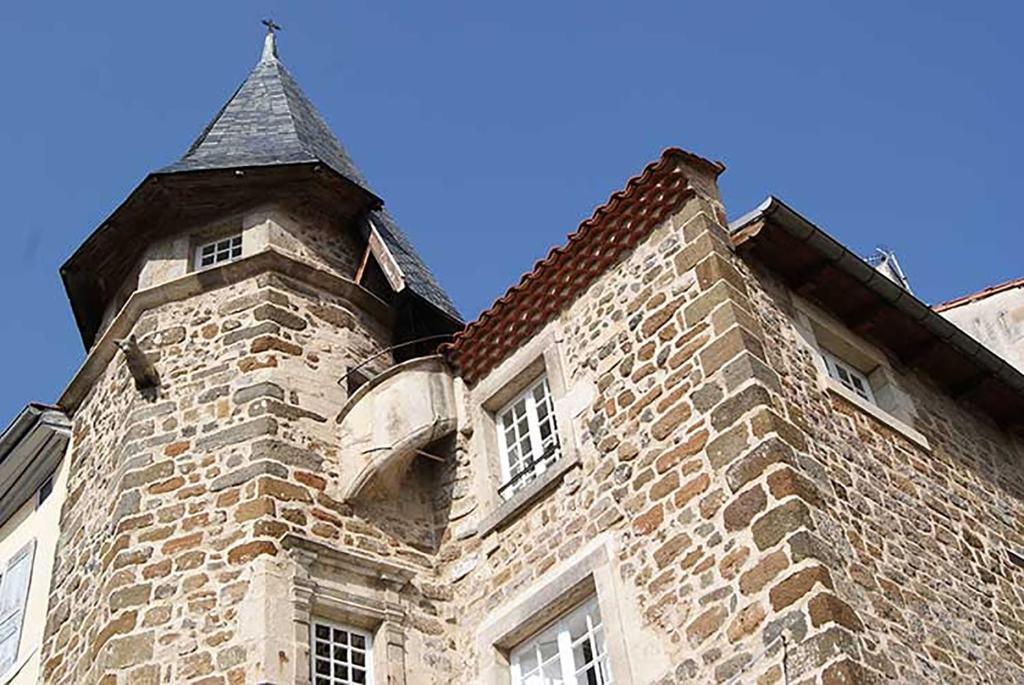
[497,376,562,498]
[194,234,243,270]
[311,620,372,685]
[821,350,875,403]
[510,596,611,685]
[0,541,35,676]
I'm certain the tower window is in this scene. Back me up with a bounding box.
[194,234,243,270]
[311,621,372,685]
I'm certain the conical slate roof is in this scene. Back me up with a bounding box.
[160,34,367,185]
[162,32,460,321]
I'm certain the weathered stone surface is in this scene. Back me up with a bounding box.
[752,500,814,550]
[723,484,767,532]
[706,422,750,469]
[222,321,280,346]
[210,461,288,492]
[227,540,279,565]
[710,384,772,432]
[250,335,303,355]
[253,303,308,330]
[687,605,727,645]
[104,632,154,669]
[700,325,765,378]
[740,549,788,595]
[770,565,834,611]
[195,417,278,451]
[808,592,863,632]
[249,438,323,470]
[726,438,796,492]
[233,382,285,405]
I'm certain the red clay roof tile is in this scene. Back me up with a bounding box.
[444,148,722,384]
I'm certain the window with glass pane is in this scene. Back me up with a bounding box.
[195,234,243,270]
[822,350,875,403]
[497,376,561,497]
[510,597,611,685]
[311,621,371,685]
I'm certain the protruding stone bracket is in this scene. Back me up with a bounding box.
[114,334,160,398]
[335,355,457,503]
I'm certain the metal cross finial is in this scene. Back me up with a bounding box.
[260,19,281,62]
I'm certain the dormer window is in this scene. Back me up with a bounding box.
[194,234,242,270]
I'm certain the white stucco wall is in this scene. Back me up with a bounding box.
[941,285,1024,373]
[0,458,67,685]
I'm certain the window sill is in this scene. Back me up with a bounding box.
[825,379,931,451]
[479,455,580,537]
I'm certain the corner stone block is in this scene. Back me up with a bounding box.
[725,437,796,492]
[769,565,834,612]
[699,326,766,379]
[752,499,814,550]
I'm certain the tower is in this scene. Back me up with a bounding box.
[42,27,461,684]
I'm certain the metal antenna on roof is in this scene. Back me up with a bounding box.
[260,19,282,62]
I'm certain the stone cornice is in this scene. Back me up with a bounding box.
[57,248,393,413]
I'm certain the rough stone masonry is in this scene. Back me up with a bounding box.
[34,30,1024,685]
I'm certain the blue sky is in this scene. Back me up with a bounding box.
[0,1,1020,422]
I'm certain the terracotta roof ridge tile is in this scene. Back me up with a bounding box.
[934,276,1024,312]
[445,148,714,383]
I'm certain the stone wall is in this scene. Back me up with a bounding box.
[41,262,455,684]
[746,263,1024,683]
[41,164,1024,684]
[435,176,1024,684]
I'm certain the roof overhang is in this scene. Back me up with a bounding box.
[731,196,1024,431]
[0,404,70,527]
[61,162,382,349]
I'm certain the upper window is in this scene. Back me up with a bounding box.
[821,350,875,404]
[311,621,372,685]
[194,234,242,270]
[510,596,611,685]
[497,376,561,498]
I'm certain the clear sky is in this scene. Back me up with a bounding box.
[0,1,1020,422]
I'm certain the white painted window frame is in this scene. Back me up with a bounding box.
[791,296,930,450]
[496,375,562,497]
[193,234,243,271]
[509,595,612,685]
[820,349,876,404]
[310,618,374,685]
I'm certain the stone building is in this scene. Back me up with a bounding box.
[13,26,1024,685]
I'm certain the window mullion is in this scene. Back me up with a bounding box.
[557,624,578,685]
[497,415,513,484]
[524,389,544,477]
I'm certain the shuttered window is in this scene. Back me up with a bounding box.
[0,540,35,676]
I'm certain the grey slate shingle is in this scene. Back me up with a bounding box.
[161,45,461,322]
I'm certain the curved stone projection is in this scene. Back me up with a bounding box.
[337,355,457,501]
